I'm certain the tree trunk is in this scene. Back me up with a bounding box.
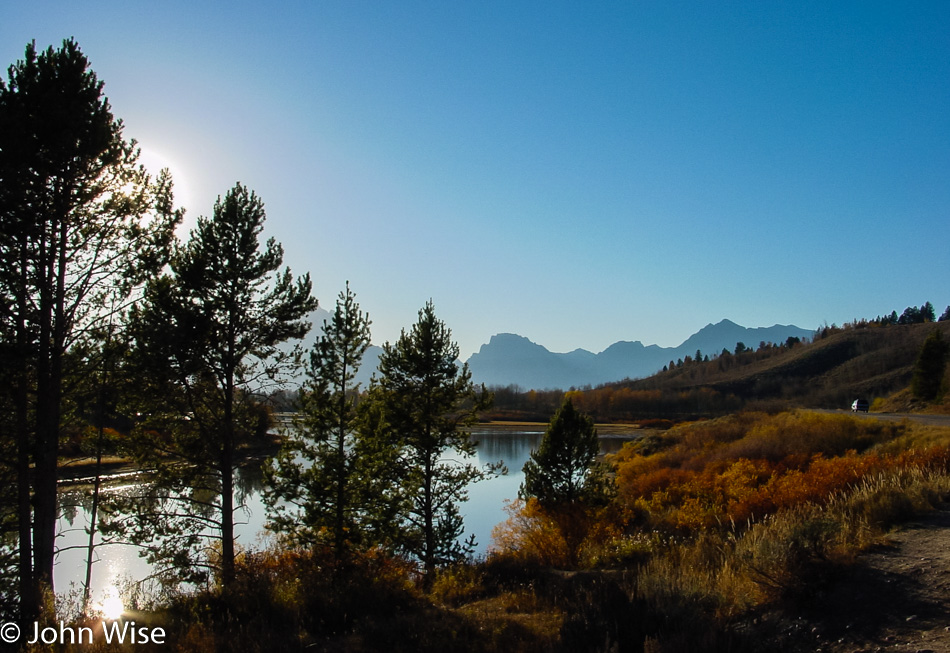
[83,378,107,611]
[334,355,348,558]
[423,452,434,578]
[15,236,36,621]
[32,223,60,598]
[220,368,235,588]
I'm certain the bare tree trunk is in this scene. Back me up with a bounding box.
[82,401,106,611]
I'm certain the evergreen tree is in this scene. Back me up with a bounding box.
[0,39,179,616]
[266,282,374,556]
[922,301,937,323]
[911,329,949,402]
[520,398,608,566]
[374,301,498,576]
[118,183,315,587]
[521,398,600,508]
[899,305,922,324]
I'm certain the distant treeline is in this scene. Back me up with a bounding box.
[816,301,949,338]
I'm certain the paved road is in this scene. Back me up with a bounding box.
[811,409,950,428]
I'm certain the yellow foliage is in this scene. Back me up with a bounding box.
[611,411,950,532]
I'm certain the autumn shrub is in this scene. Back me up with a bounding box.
[293,546,422,637]
[875,422,950,454]
[490,499,623,569]
[632,531,759,651]
[734,506,845,604]
[586,531,658,568]
[430,563,487,607]
[558,576,647,653]
[842,464,950,536]
[610,411,933,532]
[152,546,424,652]
[626,461,950,636]
[491,499,570,567]
[488,411,950,650]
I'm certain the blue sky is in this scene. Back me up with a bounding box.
[4,2,949,359]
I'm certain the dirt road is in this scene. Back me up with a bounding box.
[772,506,950,652]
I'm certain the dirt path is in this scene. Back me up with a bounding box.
[780,507,950,652]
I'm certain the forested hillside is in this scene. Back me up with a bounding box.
[489,315,950,421]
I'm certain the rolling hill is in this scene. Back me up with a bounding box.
[621,320,950,411]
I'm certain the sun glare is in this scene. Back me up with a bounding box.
[96,587,125,620]
[138,146,194,227]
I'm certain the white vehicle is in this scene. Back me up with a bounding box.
[851,399,869,413]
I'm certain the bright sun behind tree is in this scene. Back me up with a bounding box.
[95,586,125,620]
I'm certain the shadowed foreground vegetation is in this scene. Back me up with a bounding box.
[34,411,950,652]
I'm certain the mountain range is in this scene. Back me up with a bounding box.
[464,320,815,390]
[298,312,813,392]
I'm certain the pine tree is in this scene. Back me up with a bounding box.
[119,183,316,587]
[911,329,949,402]
[520,398,608,566]
[266,282,373,556]
[374,301,498,577]
[922,302,937,323]
[521,398,600,508]
[0,39,179,616]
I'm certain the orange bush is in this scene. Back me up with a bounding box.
[490,498,623,568]
[612,411,944,532]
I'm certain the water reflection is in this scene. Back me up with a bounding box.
[55,424,637,602]
[470,428,543,469]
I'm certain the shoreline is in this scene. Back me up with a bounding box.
[56,420,647,485]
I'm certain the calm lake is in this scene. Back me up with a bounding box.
[54,423,636,606]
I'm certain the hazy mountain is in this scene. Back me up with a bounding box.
[287,316,814,393]
[283,307,381,390]
[678,319,813,356]
[466,320,815,390]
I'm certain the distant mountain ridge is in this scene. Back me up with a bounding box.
[296,314,813,392]
[465,320,814,390]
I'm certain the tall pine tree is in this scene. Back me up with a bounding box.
[0,39,179,617]
[266,282,375,556]
[521,398,600,508]
[374,301,499,577]
[119,183,315,587]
